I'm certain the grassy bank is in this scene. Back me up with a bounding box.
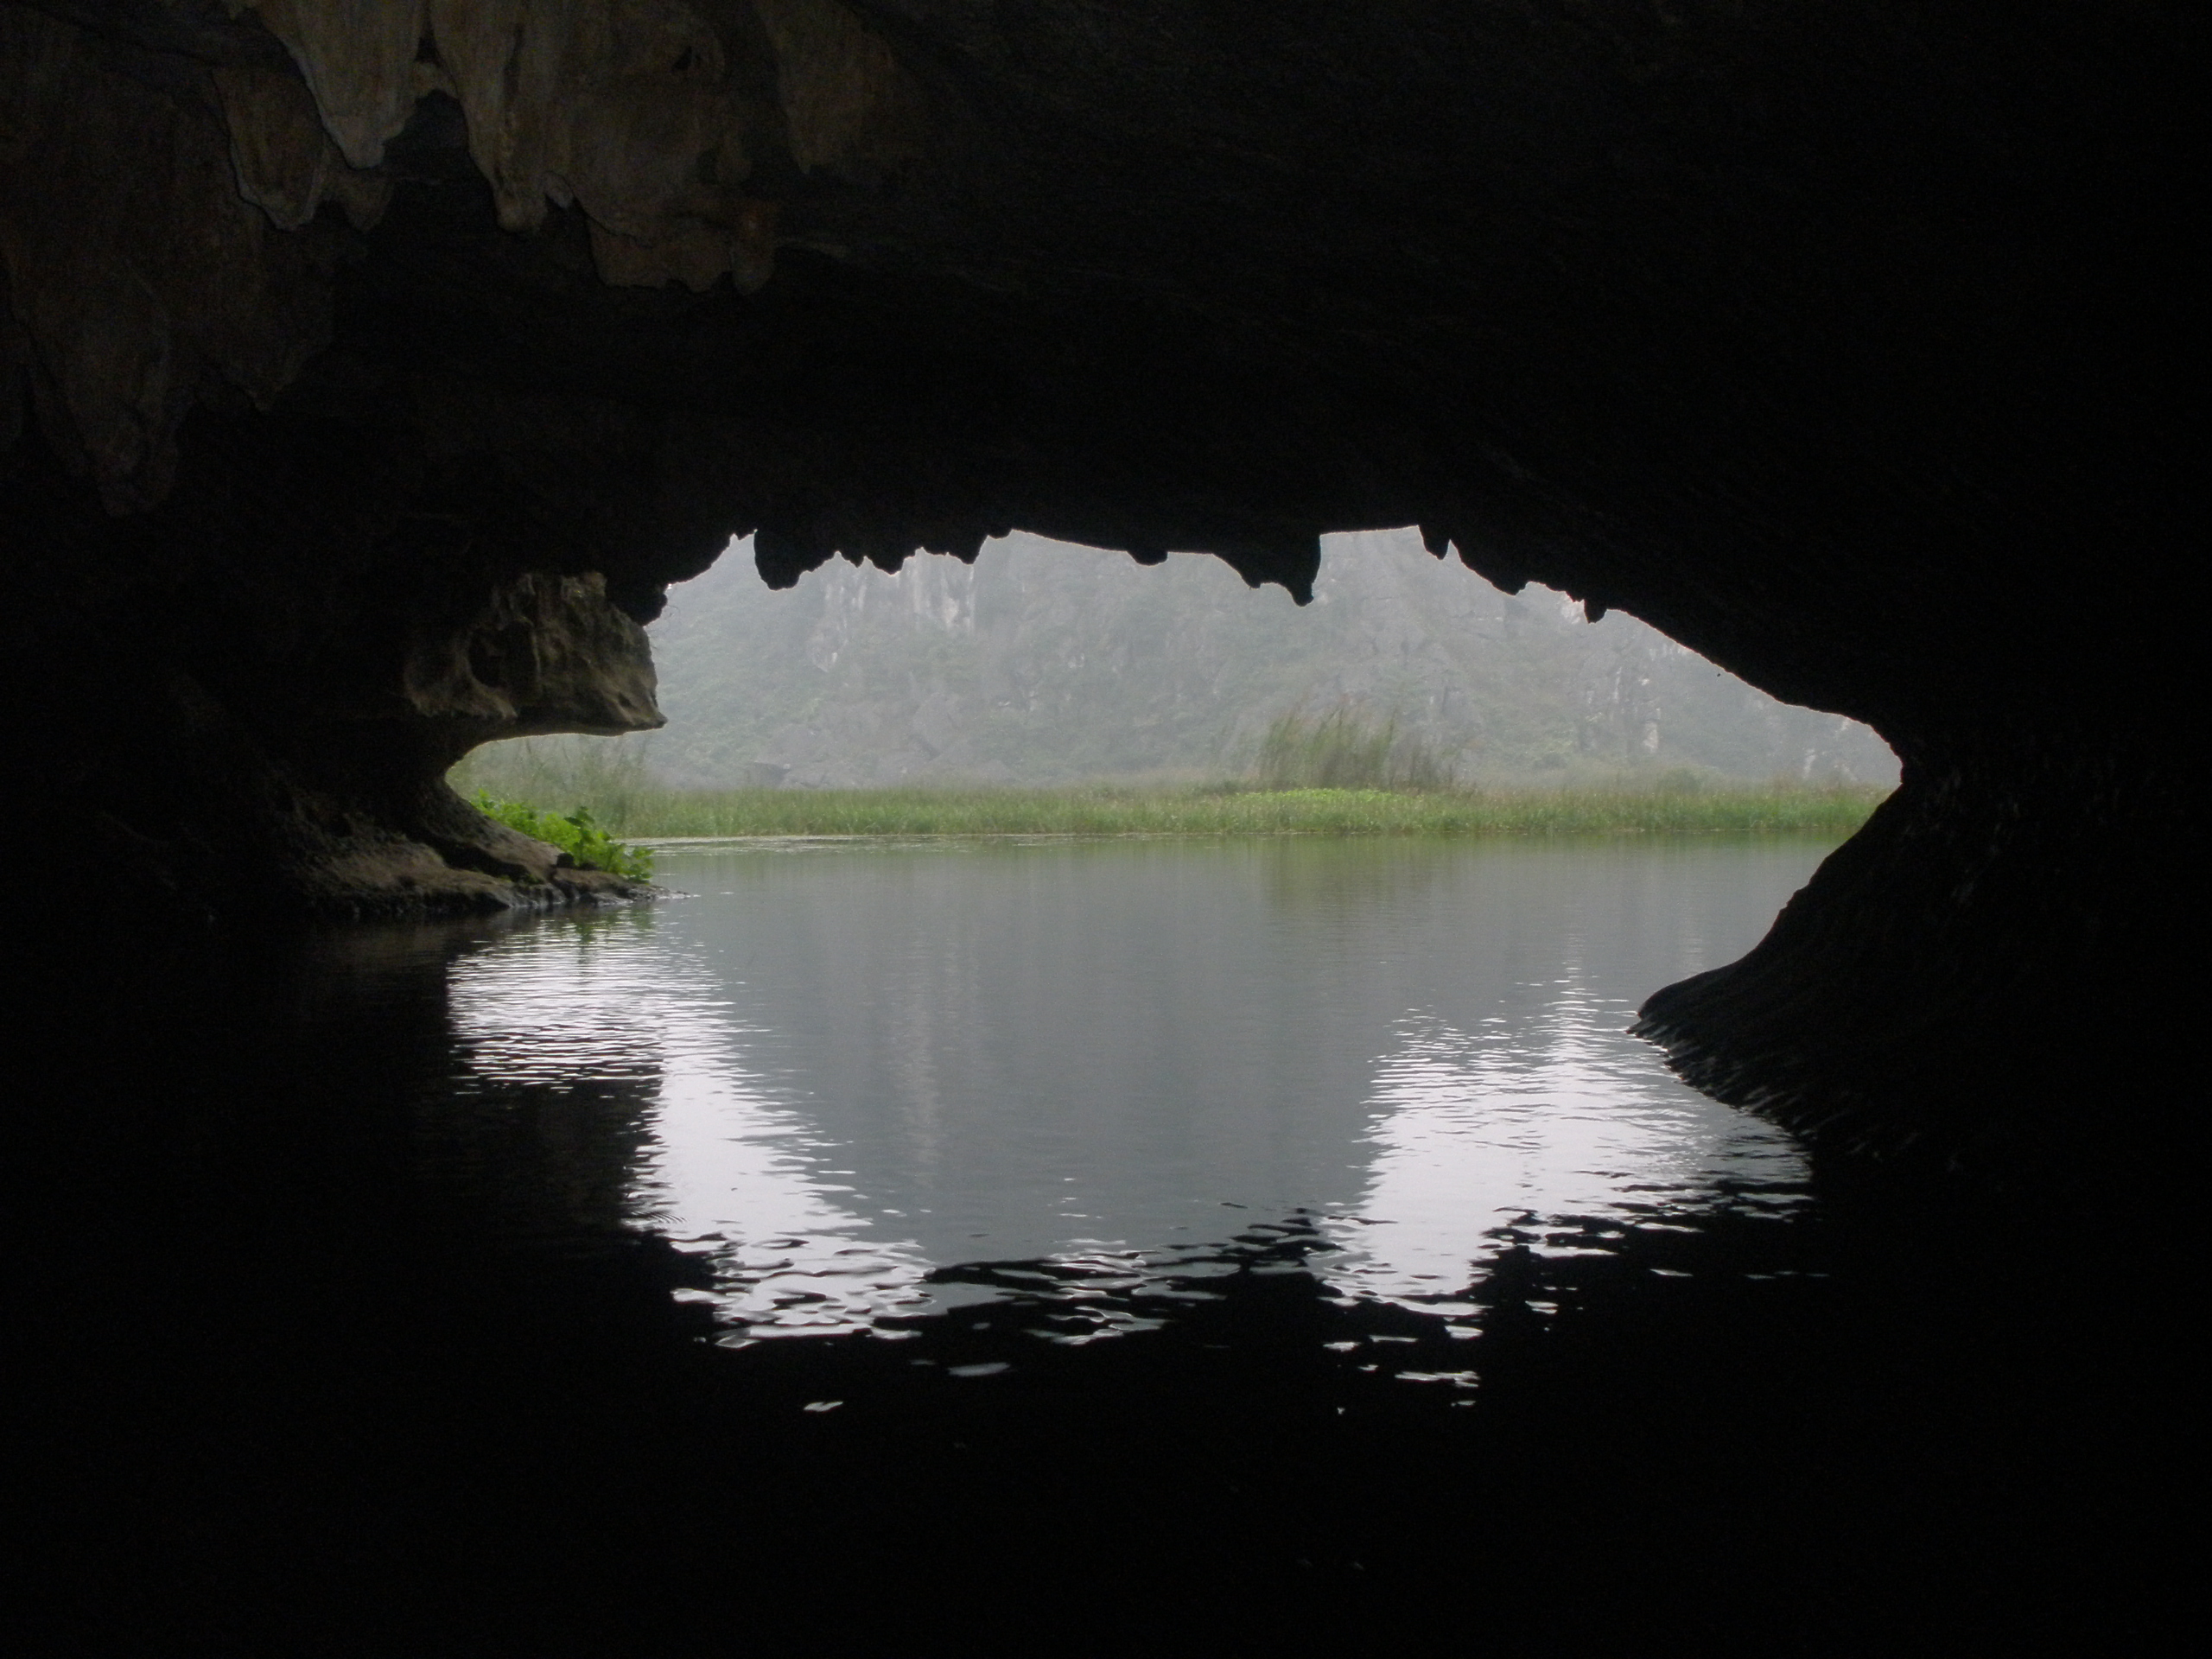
[451,722,1889,843]
[451,775,1887,842]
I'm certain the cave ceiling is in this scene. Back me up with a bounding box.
[2,2,2194,1166]
[3,0,2187,734]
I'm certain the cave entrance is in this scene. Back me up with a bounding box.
[429,524,1893,1342]
[454,527,1897,807]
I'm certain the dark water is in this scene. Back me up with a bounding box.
[10,842,2171,1655]
[455,841,1812,1340]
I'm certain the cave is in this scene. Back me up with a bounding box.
[8,1,2189,1179]
[4,5,2194,1648]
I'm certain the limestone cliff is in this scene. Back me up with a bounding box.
[635,530,1897,788]
[0,1,2194,1173]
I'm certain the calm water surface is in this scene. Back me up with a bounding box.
[20,837,2150,1653]
[446,840,1815,1345]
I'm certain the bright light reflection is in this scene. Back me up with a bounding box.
[448,922,944,1338]
[443,887,1808,1343]
[1319,984,1806,1311]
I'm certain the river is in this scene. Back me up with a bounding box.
[11,839,2145,1655]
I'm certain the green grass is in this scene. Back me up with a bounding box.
[450,737,1886,844]
[503,781,1885,842]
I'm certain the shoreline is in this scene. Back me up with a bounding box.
[554,784,1889,844]
[629,824,1870,848]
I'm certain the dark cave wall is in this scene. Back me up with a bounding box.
[1637,724,2189,1173]
[1,0,2195,1166]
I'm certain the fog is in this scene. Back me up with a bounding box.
[638,528,1895,790]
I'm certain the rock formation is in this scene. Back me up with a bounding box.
[1,1,2191,1171]
[631,529,1900,788]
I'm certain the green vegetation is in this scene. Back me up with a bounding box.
[461,738,658,823]
[455,772,1882,847]
[609,784,1880,840]
[472,791,657,880]
[453,728,1883,846]
[1255,704,1450,791]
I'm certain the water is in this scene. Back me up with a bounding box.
[446,841,1814,1344]
[13,840,2161,1655]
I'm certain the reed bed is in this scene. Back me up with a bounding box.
[1254,704,1452,791]
[450,737,1885,842]
[501,782,1886,842]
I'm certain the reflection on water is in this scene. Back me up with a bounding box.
[24,837,2151,1655]
[448,841,1818,1343]
[449,924,941,1334]
[1332,1008,1805,1311]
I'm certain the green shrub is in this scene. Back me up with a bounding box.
[473,791,656,880]
[1255,704,1451,791]
[452,735,657,823]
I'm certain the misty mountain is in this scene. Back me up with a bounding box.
[643,530,1897,789]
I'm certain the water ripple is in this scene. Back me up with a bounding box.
[439,843,1819,1342]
